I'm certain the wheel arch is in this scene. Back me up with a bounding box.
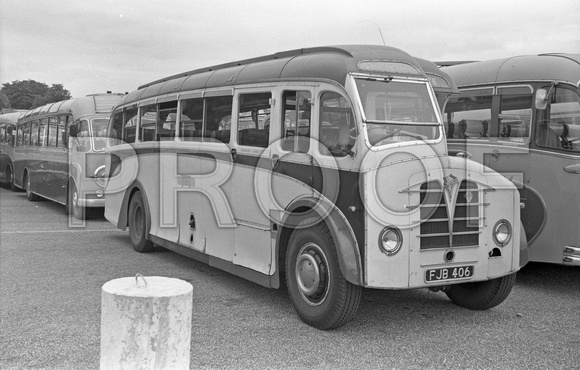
[117,180,151,235]
[276,197,363,288]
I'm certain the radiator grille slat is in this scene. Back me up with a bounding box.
[419,180,480,250]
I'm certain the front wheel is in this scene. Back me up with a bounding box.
[24,172,40,201]
[68,183,85,220]
[445,273,517,310]
[285,221,362,330]
[128,191,154,253]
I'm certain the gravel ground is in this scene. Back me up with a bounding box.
[1,187,579,369]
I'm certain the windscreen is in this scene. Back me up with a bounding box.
[355,78,440,146]
[92,118,109,151]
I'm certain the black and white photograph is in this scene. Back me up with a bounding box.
[1,1,579,369]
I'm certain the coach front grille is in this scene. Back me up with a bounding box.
[419,180,480,250]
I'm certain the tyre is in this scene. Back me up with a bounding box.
[7,165,17,192]
[68,182,85,220]
[128,191,154,253]
[24,172,40,201]
[445,272,517,310]
[285,221,361,330]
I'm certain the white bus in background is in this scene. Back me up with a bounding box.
[0,112,23,190]
[105,45,525,329]
[13,93,124,219]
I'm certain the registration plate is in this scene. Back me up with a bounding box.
[425,265,474,282]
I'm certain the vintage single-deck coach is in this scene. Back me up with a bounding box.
[13,93,124,219]
[0,112,23,190]
[443,54,580,265]
[104,45,526,329]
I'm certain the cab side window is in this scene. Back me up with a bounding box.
[535,86,580,152]
[319,92,355,157]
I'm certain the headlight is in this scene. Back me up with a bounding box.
[493,220,512,246]
[379,227,402,256]
[93,165,106,188]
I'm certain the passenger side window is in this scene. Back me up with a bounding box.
[39,118,48,147]
[48,117,58,147]
[157,101,177,141]
[282,90,311,152]
[319,92,355,157]
[205,95,233,143]
[30,121,39,146]
[497,86,532,143]
[237,92,271,148]
[179,98,203,141]
[18,124,25,146]
[444,88,492,140]
[140,104,157,142]
[58,116,68,148]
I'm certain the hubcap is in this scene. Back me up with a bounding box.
[295,242,329,305]
[296,253,320,296]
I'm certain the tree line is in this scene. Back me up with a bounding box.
[1,80,72,110]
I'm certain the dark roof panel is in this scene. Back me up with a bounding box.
[443,54,580,87]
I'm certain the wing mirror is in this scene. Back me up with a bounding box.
[535,82,561,110]
[69,124,78,137]
[534,89,548,110]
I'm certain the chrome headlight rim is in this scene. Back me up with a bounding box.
[493,219,512,247]
[378,226,403,256]
[93,165,106,188]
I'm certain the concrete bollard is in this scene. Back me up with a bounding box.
[100,275,193,369]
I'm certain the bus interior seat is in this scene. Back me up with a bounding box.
[558,122,573,149]
[446,122,455,139]
[239,128,267,147]
[480,121,489,138]
[500,124,511,138]
[214,129,231,144]
[458,120,468,139]
[536,123,561,148]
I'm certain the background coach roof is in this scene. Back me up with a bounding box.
[442,53,580,88]
[124,45,429,105]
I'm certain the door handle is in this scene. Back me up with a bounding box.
[272,154,280,169]
[564,163,580,174]
[230,148,237,161]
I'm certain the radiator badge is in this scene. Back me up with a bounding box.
[444,174,459,199]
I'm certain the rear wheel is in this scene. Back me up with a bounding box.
[24,172,40,201]
[285,221,361,330]
[445,273,517,310]
[128,191,154,253]
[6,165,17,192]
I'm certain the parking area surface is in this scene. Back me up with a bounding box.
[0,186,578,369]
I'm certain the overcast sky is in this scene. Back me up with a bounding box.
[1,0,579,98]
